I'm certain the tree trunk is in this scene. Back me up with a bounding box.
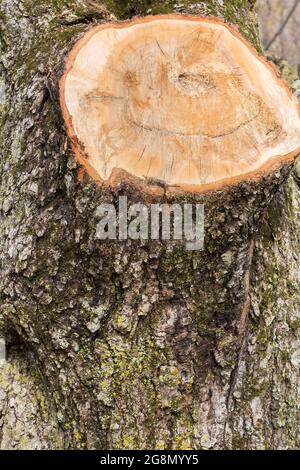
[0,0,300,450]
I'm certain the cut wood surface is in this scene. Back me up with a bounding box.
[60,15,300,193]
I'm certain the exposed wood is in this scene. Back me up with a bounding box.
[61,15,300,194]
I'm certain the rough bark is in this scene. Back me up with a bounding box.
[0,0,299,450]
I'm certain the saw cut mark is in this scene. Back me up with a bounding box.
[60,15,300,193]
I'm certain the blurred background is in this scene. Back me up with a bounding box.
[257,0,300,72]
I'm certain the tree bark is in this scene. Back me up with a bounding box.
[0,0,300,450]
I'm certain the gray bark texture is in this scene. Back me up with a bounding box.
[0,0,300,450]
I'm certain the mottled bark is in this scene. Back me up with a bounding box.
[0,0,299,450]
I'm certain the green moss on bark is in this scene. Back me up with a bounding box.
[103,0,260,50]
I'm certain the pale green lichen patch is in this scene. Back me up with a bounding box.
[278,60,300,98]
[0,351,63,449]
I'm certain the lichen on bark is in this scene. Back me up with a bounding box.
[0,0,299,450]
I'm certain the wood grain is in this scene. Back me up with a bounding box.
[60,15,300,193]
